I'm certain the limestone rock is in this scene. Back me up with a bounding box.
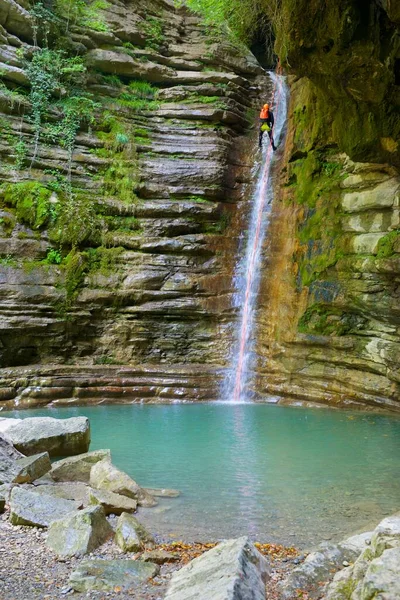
[278,532,372,600]
[164,537,270,600]
[69,559,160,593]
[89,459,156,507]
[46,505,113,557]
[51,449,111,483]
[115,512,155,552]
[0,417,90,457]
[15,452,51,483]
[33,482,91,505]
[88,487,137,515]
[9,486,80,527]
[0,434,23,460]
[360,547,400,600]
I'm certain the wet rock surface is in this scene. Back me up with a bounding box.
[0,0,265,406]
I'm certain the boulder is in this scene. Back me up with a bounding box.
[69,559,160,593]
[115,512,155,552]
[9,486,80,527]
[15,452,51,483]
[0,417,90,457]
[165,537,270,600]
[360,547,400,600]
[0,434,24,460]
[33,482,91,505]
[278,532,373,600]
[46,505,113,558]
[88,488,137,515]
[90,459,156,507]
[50,449,111,483]
[0,451,50,485]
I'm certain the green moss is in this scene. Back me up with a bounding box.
[117,80,159,113]
[138,16,164,51]
[86,246,124,274]
[376,230,400,259]
[1,182,52,229]
[298,304,365,336]
[0,215,15,236]
[48,193,100,248]
[335,577,357,600]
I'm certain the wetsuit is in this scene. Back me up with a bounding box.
[259,110,276,149]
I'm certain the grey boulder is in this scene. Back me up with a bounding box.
[9,486,80,527]
[51,449,110,483]
[115,512,155,552]
[69,559,160,592]
[90,459,156,507]
[164,537,270,600]
[88,487,137,515]
[0,417,90,457]
[46,505,113,557]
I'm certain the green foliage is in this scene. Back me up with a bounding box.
[1,182,52,229]
[139,16,165,51]
[0,117,28,169]
[0,215,15,236]
[62,248,88,303]
[86,246,124,273]
[25,48,88,168]
[298,304,365,336]
[176,0,276,45]
[96,114,139,203]
[376,230,400,259]
[118,80,159,113]
[94,354,118,365]
[53,0,109,32]
[45,248,62,264]
[49,193,100,248]
[0,254,18,267]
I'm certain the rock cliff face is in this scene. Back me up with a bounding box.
[255,0,400,411]
[0,0,267,407]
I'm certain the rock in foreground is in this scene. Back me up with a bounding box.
[69,559,160,592]
[90,459,156,507]
[88,488,137,515]
[50,449,110,482]
[115,512,155,552]
[9,486,81,527]
[165,537,270,600]
[46,506,113,557]
[0,417,90,457]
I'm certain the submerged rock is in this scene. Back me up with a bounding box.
[46,505,113,558]
[90,459,156,507]
[0,417,90,457]
[50,449,111,483]
[9,486,80,527]
[164,537,270,600]
[69,559,160,592]
[115,512,155,552]
[88,487,137,515]
[143,487,180,498]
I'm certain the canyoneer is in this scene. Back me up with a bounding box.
[259,103,276,150]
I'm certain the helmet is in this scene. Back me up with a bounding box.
[263,104,269,109]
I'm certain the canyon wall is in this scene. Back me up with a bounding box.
[0,0,266,407]
[256,0,400,411]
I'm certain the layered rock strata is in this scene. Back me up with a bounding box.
[255,0,400,411]
[0,0,267,406]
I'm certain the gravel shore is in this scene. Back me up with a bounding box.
[0,509,300,600]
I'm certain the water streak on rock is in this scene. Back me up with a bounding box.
[226,72,288,402]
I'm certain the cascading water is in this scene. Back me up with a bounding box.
[224,72,288,403]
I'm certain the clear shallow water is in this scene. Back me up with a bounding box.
[4,404,400,548]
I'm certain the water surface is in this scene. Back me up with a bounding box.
[4,404,400,548]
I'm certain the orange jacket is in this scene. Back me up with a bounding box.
[260,107,269,119]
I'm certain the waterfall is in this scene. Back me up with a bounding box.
[224,72,288,403]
